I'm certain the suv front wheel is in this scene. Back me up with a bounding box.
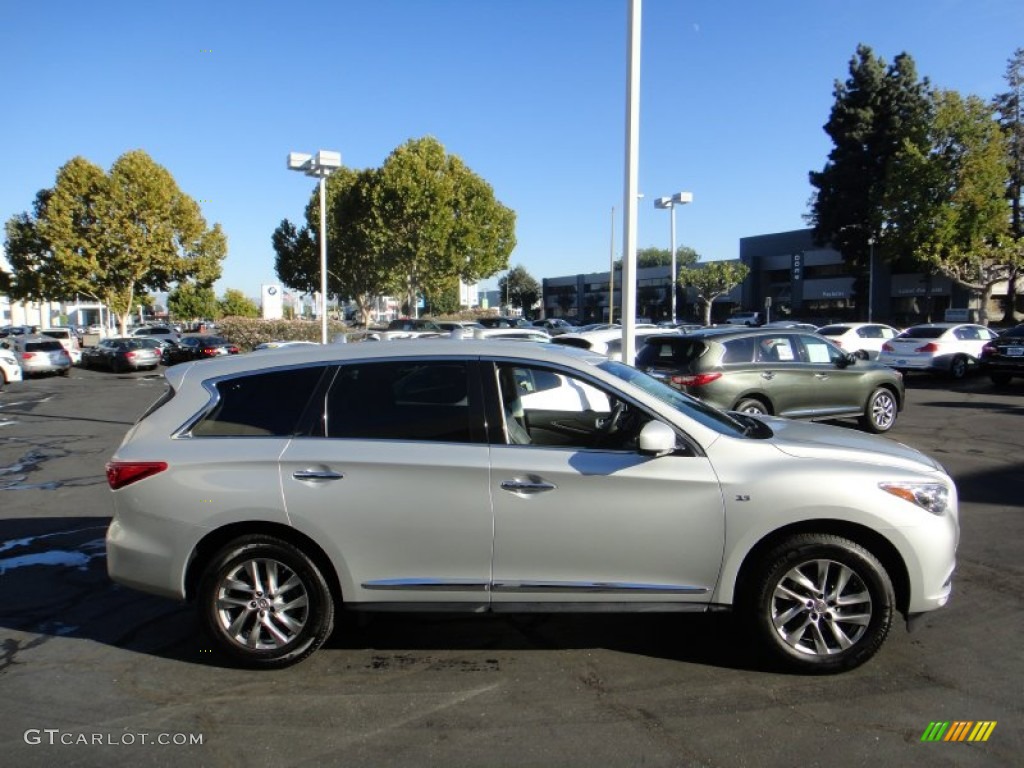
[745,534,894,673]
[199,535,335,668]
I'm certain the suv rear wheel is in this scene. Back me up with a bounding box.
[745,534,894,673]
[199,535,335,668]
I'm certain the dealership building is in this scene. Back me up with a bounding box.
[542,228,991,325]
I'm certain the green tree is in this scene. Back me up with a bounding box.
[678,261,750,325]
[886,90,1016,322]
[808,45,932,313]
[994,48,1024,321]
[273,167,399,326]
[614,246,698,270]
[497,265,540,312]
[219,288,259,318]
[1,151,225,335]
[369,137,516,311]
[168,282,218,321]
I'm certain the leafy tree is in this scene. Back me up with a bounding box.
[369,137,516,311]
[885,90,1015,322]
[424,278,461,315]
[1,151,226,335]
[168,282,218,321]
[497,265,540,311]
[614,246,698,270]
[808,45,932,313]
[219,288,259,318]
[679,261,750,325]
[273,167,398,327]
[994,48,1024,321]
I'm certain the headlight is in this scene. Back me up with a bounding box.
[879,482,950,516]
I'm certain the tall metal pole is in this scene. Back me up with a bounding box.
[868,236,875,323]
[621,0,642,365]
[318,175,328,344]
[669,204,677,322]
[609,206,615,324]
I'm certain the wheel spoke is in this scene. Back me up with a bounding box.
[262,615,291,646]
[786,568,819,595]
[772,603,806,629]
[814,560,831,595]
[266,560,280,596]
[810,621,830,655]
[774,583,807,603]
[835,589,870,607]
[825,618,855,649]
[217,595,252,609]
[246,560,264,595]
[782,616,813,649]
[280,594,309,614]
[835,611,872,626]
[829,566,852,602]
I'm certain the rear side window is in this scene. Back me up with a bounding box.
[191,367,326,437]
[323,361,476,442]
[721,336,756,363]
[817,325,850,337]
[902,327,945,339]
[636,338,705,366]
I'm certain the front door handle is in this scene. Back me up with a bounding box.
[761,372,775,380]
[500,479,557,495]
[814,373,829,380]
[292,469,344,481]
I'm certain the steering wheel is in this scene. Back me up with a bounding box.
[599,399,627,436]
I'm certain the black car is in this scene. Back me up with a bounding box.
[980,324,1024,385]
[81,338,161,372]
[164,335,240,365]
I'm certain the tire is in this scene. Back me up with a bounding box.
[198,535,335,668]
[734,398,769,416]
[744,534,894,673]
[990,372,1011,386]
[859,387,897,433]
[948,355,968,380]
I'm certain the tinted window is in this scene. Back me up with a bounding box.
[817,325,850,336]
[636,337,705,366]
[324,361,475,443]
[191,367,326,437]
[25,340,63,352]
[721,336,756,363]
[901,326,946,339]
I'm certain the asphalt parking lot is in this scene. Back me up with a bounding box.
[0,365,1021,767]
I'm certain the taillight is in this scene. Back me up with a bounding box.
[125,351,137,359]
[106,461,168,490]
[228,346,239,354]
[881,342,894,352]
[916,342,939,353]
[21,352,34,360]
[670,372,722,387]
[981,343,996,358]
[201,348,216,356]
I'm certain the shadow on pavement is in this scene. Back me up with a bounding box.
[0,516,770,674]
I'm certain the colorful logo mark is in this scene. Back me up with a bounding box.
[921,721,997,742]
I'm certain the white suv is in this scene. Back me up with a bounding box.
[725,311,762,326]
[41,327,82,365]
[106,340,958,671]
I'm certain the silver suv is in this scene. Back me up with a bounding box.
[106,340,958,671]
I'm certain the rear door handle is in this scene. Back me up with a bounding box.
[501,479,557,495]
[292,469,344,481]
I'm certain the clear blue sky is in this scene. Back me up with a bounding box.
[2,1,1021,299]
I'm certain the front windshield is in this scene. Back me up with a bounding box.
[598,360,749,437]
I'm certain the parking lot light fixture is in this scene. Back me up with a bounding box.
[654,192,693,322]
[287,149,342,344]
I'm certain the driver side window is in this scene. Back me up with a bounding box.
[496,364,645,451]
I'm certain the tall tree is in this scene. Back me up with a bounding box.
[369,137,516,311]
[273,167,397,326]
[994,48,1024,321]
[678,261,750,326]
[497,265,540,311]
[168,282,218,321]
[808,45,932,314]
[885,91,1016,322]
[219,288,259,318]
[1,151,225,334]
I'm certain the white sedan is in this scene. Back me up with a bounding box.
[817,322,901,360]
[877,322,999,379]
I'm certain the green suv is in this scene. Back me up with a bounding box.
[636,328,904,432]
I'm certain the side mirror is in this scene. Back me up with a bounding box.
[638,420,677,457]
[836,353,856,369]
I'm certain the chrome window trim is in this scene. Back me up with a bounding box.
[362,578,490,592]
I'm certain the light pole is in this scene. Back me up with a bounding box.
[609,206,615,324]
[867,235,875,323]
[287,149,342,344]
[654,192,693,322]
